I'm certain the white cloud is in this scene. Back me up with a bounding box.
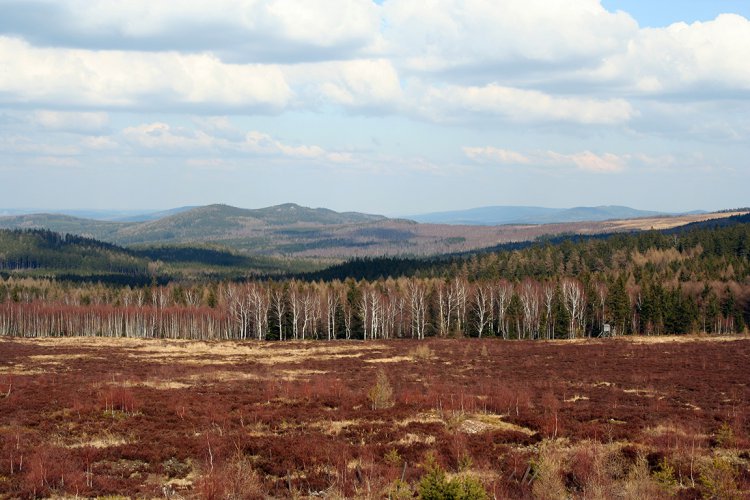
[0,36,291,111]
[285,59,403,111]
[463,147,530,164]
[122,121,351,164]
[465,147,626,173]
[415,83,635,124]
[0,0,381,61]
[547,150,626,173]
[381,0,637,73]
[585,14,750,95]
[0,1,748,143]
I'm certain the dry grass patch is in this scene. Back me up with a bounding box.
[365,355,413,364]
[0,365,46,375]
[309,419,368,436]
[124,379,192,390]
[60,432,131,449]
[396,432,436,445]
[468,413,536,436]
[623,387,663,398]
[187,370,264,383]
[627,334,746,344]
[564,394,589,403]
[397,413,445,427]
[279,368,327,379]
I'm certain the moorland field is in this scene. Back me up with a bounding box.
[0,336,749,498]
[1,210,749,498]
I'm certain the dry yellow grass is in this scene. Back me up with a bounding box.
[57,432,131,449]
[365,355,413,364]
[396,432,436,445]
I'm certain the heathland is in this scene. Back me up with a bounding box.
[0,336,748,498]
[0,206,749,498]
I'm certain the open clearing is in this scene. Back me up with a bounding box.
[0,335,749,498]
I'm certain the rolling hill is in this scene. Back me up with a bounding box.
[0,228,319,282]
[0,203,744,259]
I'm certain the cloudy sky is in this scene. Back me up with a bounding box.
[1,0,749,215]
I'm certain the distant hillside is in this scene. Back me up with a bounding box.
[0,203,394,257]
[0,229,320,283]
[303,212,750,283]
[110,206,197,222]
[409,205,672,225]
[0,208,163,221]
[0,203,742,259]
[0,213,125,240]
[0,228,148,279]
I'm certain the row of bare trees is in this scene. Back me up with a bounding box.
[0,275,745,340]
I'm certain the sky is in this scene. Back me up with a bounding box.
[1,1,749,216]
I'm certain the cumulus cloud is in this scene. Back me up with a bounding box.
[122,121,352,163]
[584,14,750,95]
[0,0,381,62]
[381,0,638,75]
[287,59,404,110]
[0,1,748,136]
[416,83,635,124]
[465,147,626,173]
[0,36,291,112]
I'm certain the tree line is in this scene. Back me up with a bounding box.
[0,273,745,340]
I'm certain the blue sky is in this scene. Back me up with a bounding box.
[602,1,750,27]
[1,0,749,216]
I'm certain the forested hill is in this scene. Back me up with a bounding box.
[303,213,750,282]
[0,229,149,279]
[0,228,322,283]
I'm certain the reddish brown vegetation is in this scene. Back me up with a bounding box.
[0,336,749,498]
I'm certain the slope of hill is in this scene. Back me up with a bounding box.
[409,205,669,225]
[0,229,320,283]
[303,212,750,282]
[0,229,148,277]
[111,206,197,222]
[0,204,744,259]
[0,214,125,240]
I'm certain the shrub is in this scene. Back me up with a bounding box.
[194,452,264,500]
[530,444,566,500]
[714,422,735,448]
[652,457,677,492]
[385,447,403,467]
[417,453,488,500]
[388,479,413,499]
[368,370,394,410]
[699,456,740,500]
[411,345,435,360]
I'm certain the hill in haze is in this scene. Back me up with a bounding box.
[0,203,742,259]
[409,205,675,225]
